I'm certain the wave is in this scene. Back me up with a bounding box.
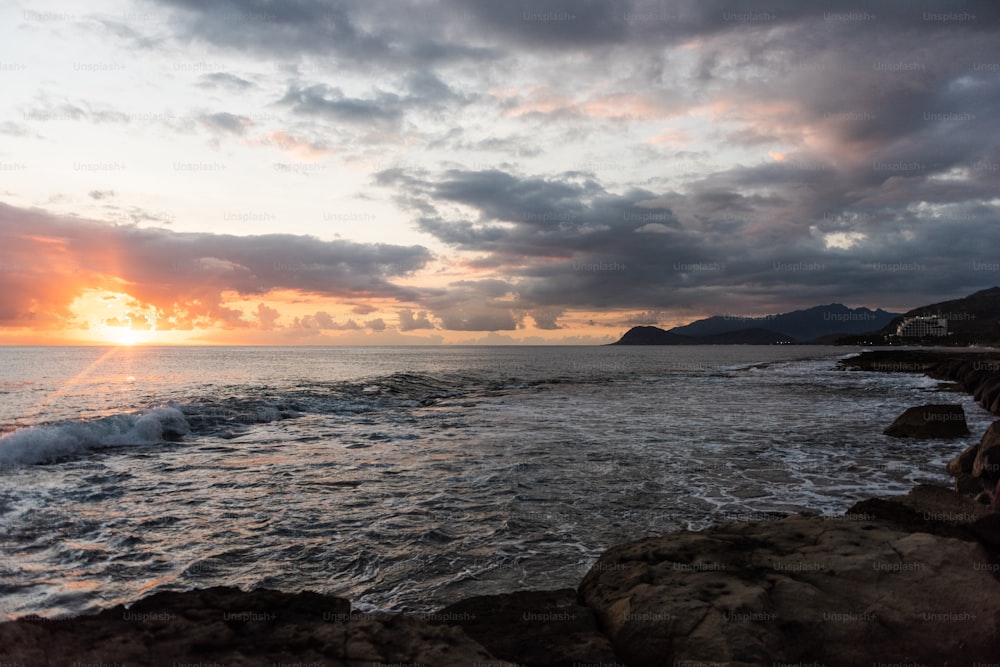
[0,407,190,466]
[0,364,720,467]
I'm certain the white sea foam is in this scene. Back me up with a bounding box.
[0,406,189,466]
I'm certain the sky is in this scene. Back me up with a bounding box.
[1,0,998,345]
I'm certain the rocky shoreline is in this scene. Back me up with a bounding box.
[837,348,1000,415]
[3,349,1000,666]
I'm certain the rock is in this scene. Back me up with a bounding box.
[953,360,977,382]
[963,369,994,393]
[434,588,620,667]
[984,379,1000,410]
[948,442,981,476]
[974,376,1000,402]
[838,352,1000,414]
[928,358,962,380]
[578,513,1000,667]
[881,483,990,522]
[973,421,1000,481]
[956,472,986,495]
[847,484,990,540]
[0,587,514,666]
[973,508,1000,550]
[883,404,970,438]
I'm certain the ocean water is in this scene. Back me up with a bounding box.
[0,345,994,619]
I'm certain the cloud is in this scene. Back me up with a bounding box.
[265,131,329,160]
[398,309,435,331]
[17,0,1000,328]
[198,112,252,136]
[198,72,255,91]
[0,202,431,329]
[437,307,520,331]
[256,303,280,329]
[280,84,404,128]
[291,312,392,331]
[386,165,1000,314]
[150,0,496,66]
[531,309,563,330]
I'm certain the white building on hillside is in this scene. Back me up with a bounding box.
[896,316,948,338]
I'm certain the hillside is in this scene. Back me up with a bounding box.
[670,304,898,342]
[881,286,1000,344]
[611,326,695,345]
[611,326,793,346]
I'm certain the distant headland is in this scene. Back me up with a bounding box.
[612,287,1000,346]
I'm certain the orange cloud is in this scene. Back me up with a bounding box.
[0,202,432,343]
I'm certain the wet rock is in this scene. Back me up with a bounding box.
[948,441,981,476]
[435,588,621,667]
[973,421,1000,482]
[0,587,513,667]
[974,376,1000,403]
[578,512,1000,667]
[956,472,987,495]
[883,404,970,438]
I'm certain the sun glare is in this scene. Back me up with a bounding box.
[103,326,140,346]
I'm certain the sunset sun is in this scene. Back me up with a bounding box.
[102,325,139,346]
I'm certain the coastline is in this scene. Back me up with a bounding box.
[3,348,1000,666]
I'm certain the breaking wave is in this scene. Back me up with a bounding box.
[0,406,190,466]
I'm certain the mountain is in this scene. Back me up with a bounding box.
[669,303,899,342]
[611,326,793,345]
[880,286,1000,344]
[697,328,795,345]
[612,326,695,345]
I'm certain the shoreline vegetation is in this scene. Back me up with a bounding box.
[3,350,1000,665]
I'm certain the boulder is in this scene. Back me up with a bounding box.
[883,404,970,438]
[0,587,514,667]
[956,472,986,496]
[948,442,981,476]
[963,369,994,393]
[434,588,620,667]
[953,360,977,383]
[973,421,1000,481]
[928,358,962,380]
[578,513,1000,667]
[974,376,999,402]
[983,378,1000,410]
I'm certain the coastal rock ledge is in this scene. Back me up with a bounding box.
[3,488,1000,666]
[0,587,517,667]
[579,505,1000,667]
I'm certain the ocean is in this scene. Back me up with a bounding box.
[0,345,993,620]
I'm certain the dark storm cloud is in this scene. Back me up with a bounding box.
[386,166,1000,315]
[453,0,629,47]
[0,202,431,327]
[146,0,1000,67]
[149,0,495,65]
